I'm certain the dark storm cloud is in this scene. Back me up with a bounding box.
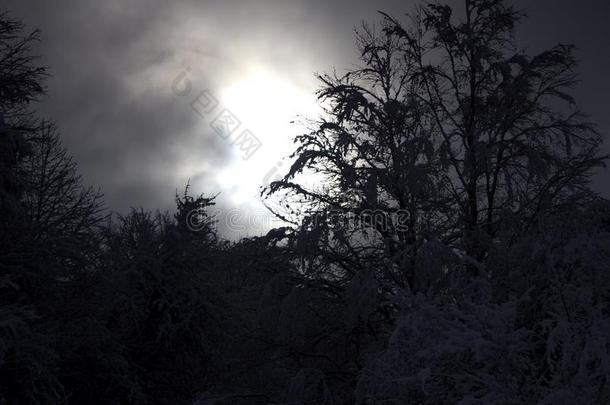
[4,0,610,222]
[3,0,237,211]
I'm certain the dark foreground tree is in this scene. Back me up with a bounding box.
[265,0,606,290]
[261,0,610,403]
[0,12,106,404]
[0,13,65,404]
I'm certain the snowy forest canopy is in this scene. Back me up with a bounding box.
[1,0,610,404]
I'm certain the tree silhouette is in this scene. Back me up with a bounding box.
[259,1,610,402]
[0,12,66,404]
[265,0,606,290]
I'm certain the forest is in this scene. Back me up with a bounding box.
[1,0,609,403]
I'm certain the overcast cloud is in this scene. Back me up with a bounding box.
[5,0,610,237]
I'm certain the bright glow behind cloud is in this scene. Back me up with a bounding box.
[216,65,320,206]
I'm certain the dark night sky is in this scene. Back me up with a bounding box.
[5,0,610,237]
